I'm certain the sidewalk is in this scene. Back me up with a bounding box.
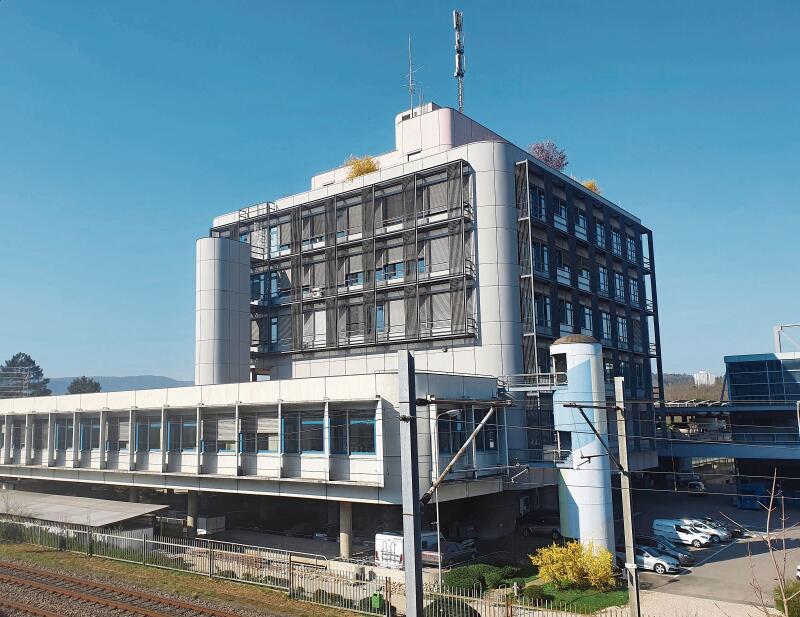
[634,590,780,617]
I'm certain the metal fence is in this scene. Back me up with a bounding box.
[0,516,637,617]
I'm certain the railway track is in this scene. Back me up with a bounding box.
[0,560,250,617]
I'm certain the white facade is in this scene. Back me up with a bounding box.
[195,237,251,385]
[0,373,540,505]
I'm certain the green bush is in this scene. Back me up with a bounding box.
[424,598,481,617]
[775,580,800,617]
[443,564,520,591]
[522,585,552,602]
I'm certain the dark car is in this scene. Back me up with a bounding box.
[635,535,694,566]
[699,516,745,538]
[518,512,562,542]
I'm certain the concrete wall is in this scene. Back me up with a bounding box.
[195,237,251,385]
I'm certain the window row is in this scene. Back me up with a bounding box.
[0,412,377,456]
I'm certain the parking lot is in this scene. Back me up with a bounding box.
[634,488,800,607]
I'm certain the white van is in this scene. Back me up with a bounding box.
[652,519,711,548]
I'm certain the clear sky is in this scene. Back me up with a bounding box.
[0,1,798,381]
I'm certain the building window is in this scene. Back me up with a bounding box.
[555,249,570,273]
[167,417,197,452]
[614,272,625,301]
[533,241,549,273]
[11,423,24,449]
[598,266,609,294]
[626,237,637,261]
[617,316,628,344]
[560,300,574,327]
[201,415,235,453]
[604,361,615,384]
[79,417,101,452]
[529,185,546,219]
[135,417,161,452]
[33,419,46,451]
[595,222,606,248]
[474,409,498,452]
[553,197,568,220]
[576,211,587,231]
[55,418,73,451]
[581,306,593,332]
[629,279,640,304]
[240,414,279,453]
[634,363,644,389]
[330,410,376,455]
[612,231,623,256]
[106,417,130,451]
[251,273,265,302]
[437,411,466,454]
[600,311,612,340]
[535,296,552,327]
[301,414,324,453]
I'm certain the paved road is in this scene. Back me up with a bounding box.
[634,489,800,608]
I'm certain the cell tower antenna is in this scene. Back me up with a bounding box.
[453,9,465,113]
[408,34,416,116]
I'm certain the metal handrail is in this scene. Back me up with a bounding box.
[498,372,568,390]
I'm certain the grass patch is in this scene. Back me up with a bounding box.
[539,583,628,613]
[0,541,350,617]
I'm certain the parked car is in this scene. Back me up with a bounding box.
[653,519,711,548]
[682,519,731,543]
[616,547,681,575]
[635,535,694,566]
[687,481,707,496]
[518,512,562,542]
[699,516,745,538]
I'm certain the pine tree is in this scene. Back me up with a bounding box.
[67,376,102,395]
[0,353,51,398]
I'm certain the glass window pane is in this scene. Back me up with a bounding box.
[349,412,375,454]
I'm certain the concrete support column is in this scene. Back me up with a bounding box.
[71,411,80,467]
[195,407,202,475]
[23,414,32,465]
[128,409,136,471]
[160,407,167,472]
[187,491,199,538]
[99,410,108,469]
[46,413,55,467]
[128,487,140,503]
[323,401,330,482]
[339,501,352,559]
[2,415,10,464]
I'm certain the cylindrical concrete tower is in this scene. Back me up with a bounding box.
[195,236,252,386]
[552,334,614,552]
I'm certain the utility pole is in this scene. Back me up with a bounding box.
[615,377,641,617]
[398,350,423,617]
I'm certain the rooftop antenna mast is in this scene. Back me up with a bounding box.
[453,9,465,113]
[408,34,417,116]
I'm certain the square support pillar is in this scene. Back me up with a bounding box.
[234,404,241,476]
[128,409,136,471]
[71,411,80,468]
[99,410,108,470]
[160,406,167,472]
[195,407,202,475]
[23,414,32,466]
[323,401,330,482]
[339,501,352,559]
[46,412,56,467]
[2,414,11,465]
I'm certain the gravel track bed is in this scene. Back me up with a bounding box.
[0,556,276,617]
[0,580,118,616]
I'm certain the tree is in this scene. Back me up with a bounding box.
[344,155,380,181]
[67,376,102,395]
[0,353,50,398]
[528,140,568,171]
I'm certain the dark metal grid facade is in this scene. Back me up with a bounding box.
[212,161,476,357]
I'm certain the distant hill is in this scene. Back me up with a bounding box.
[49,375,193,395]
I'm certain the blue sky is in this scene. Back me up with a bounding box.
[0,1,797,380]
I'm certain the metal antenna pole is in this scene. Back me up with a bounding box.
[408,34,415,116]
[398,350,423,617]
[453,10,465,113]
[615,377,641,617]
